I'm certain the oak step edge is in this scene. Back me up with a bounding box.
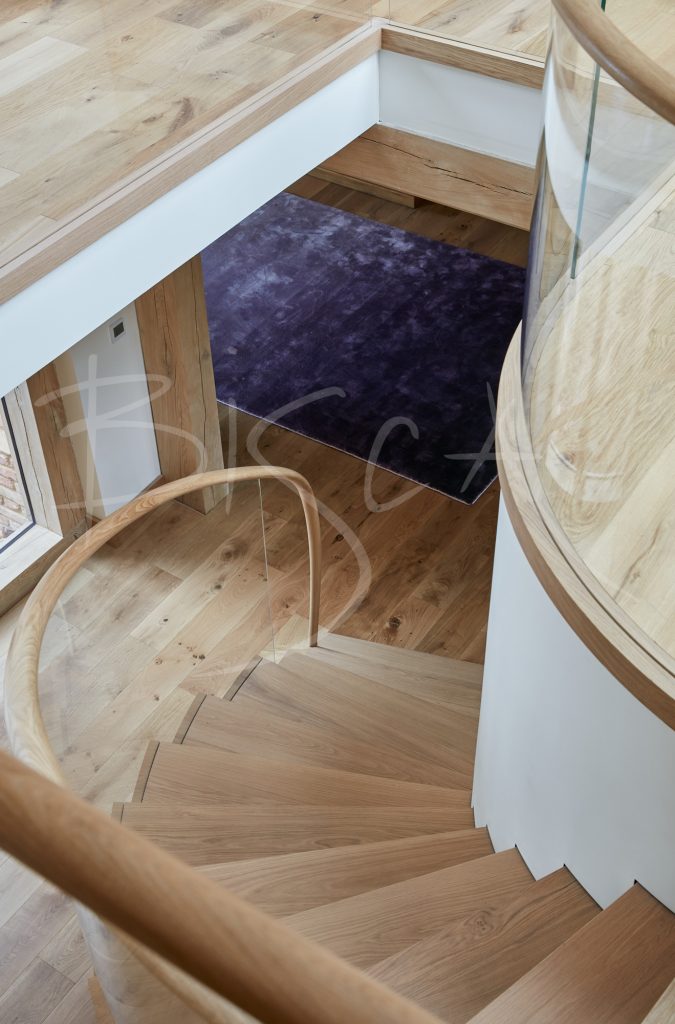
[301,644,482,714]
[141,741,474,809]
[117,804,479,865]
[283,847,535,970]
[183,694,474,790]
[196,829,495,915]
[233,656,478,771]
[466,884,675,1024]
[368,866,600,1022]
[319,632,484,681]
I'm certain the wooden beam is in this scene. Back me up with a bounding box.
[135,255,225,514]
[310,169,423,208]
[381,26,546,91]
[5,366,85,537]
[320,126,535,231]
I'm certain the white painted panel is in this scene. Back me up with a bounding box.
[473,497,675,911]
[379,51,542,165]
[0,55,379,398]
[55,304,160,517]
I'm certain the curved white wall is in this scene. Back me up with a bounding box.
[473,497,675,912]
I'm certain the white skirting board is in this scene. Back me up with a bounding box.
[473,497,675,912]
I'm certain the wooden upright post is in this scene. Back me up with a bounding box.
[135,256,225,514]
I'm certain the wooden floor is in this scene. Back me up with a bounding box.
[0,183,525,1021]
[528,177,675,663]
[0,0,371,276]
[383,0,675,67]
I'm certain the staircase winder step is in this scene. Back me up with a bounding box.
[198,829,494,916]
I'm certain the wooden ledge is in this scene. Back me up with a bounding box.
[381,25,545,90]
[0,23,381,307]
[497,329,675,729]
[0,22,546,307]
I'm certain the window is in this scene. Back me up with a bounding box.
[0,397,35,552]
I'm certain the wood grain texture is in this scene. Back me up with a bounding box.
[315,635,483,712]
[24,363,86,536]
[498,332,675,728]
[0,184,518,1020]
[383,0,550,59]
[468,884,675,1024]
[184,692,472,788]
[321,127,536,230]
[118,803,476,866]
[135,256,225,514]
[140,742,470,809]
[553,0,675,122]
[369,867,599,1021]
[198,830,494,915]
[285,849,533,969]
[526,182,675,666]
[641,979,675,1024]
[234,655,476,783]
[0,749,443,1024]
[0,5,379,303]
[4,463,322,783]
[381,25,545,88]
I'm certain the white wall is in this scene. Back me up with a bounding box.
[379,51,542,165]
[55,305,160,517]
[473,498,675,912]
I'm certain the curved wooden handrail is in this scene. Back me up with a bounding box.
[497,330,675,729]
[4,466,321,783]
[0,465,446,1023]
[0,748,441,1024]
[552,0,675,123]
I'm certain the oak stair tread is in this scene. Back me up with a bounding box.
[197,830,494,915]
[368,866,600,1022]
[314,635,483,712]
[230,657,476,786]
[137,741,471,809]
[319,633,483,683]
[641,979,675,1023]
[114,803,475,866]
[183,693,470,788]
[284,848,534,969]
[466,883,675,1024]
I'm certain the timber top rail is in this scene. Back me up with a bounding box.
[553,0,675,123]
[498,331,675,730]
[4,466,321,782]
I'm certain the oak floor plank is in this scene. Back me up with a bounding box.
[0,958,72,1024]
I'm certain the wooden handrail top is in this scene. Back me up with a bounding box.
[553,0,675,123]
[0,748,442,1024]
[4,466,321,783]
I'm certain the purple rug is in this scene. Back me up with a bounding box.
[202,193,525,504]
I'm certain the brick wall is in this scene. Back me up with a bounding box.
[0,424,31,541]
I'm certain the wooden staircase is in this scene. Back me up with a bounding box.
[114,634,675,1023]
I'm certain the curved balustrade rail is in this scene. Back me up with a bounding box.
[0,750,439,1024]
[1,466,330,1024]
[509,0,675,721]
[4,466,321,784]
